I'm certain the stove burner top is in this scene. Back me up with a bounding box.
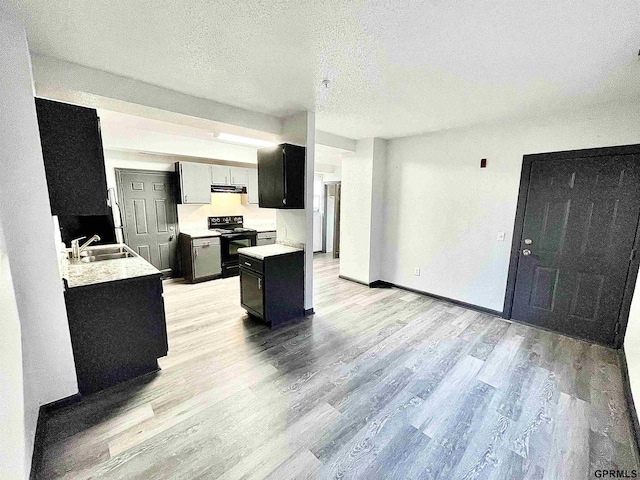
[210,227,257,235]
[207,216,256,235]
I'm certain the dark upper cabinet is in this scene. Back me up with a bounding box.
[257,143,305,209]
[35,98,109,216]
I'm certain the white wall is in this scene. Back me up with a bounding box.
[381,99,640,312]
[339,138,387,284]
[0,8,78,478]
[179,196,276,231]
[322,165,342,182]
[0,222,27,479]
[369,139,387,282]
[279,111,315,311]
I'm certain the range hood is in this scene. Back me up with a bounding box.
[211,184,247,194]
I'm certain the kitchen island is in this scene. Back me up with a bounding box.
[238,244,304,328]
[61,244,168,395]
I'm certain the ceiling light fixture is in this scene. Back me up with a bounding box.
[215,132,277,148]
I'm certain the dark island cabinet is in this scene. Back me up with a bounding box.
[257,143,305,209]
[64,275,168,395]
[35,98,109,216]
[239,250,304,327]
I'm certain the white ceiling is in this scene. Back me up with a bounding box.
[8,0,640,139]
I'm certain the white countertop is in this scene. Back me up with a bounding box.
[179,229,222,238]
[60,245,162,288]
[238,244,303,260]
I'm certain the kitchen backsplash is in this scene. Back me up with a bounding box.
[178,193,276,231]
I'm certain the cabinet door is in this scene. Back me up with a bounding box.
[193,243,222,278]
[257,146,285,208]
[35,98,109,216]
[282,144,306,209]
[247,168,259,204]
[179,162,211,204]
[230,167,249,186]
[211,165,231,184]
[240,269,264,318]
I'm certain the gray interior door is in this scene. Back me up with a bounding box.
[511,155,640,345]
[117,169,179,277]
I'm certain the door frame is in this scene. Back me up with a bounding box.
[322,181,341,255]
[115,168,180,274]
[503,143,640,348]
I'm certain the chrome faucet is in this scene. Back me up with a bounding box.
[71,235,101,259]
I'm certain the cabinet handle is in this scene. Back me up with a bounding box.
[258,278,262,289]
[194,247,198,258]
[282,147,287,204]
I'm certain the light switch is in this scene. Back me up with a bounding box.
[497,232,506,241]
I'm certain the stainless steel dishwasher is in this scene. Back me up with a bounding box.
[193,237,222,279]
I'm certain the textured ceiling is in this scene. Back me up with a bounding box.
[7,0,640,139]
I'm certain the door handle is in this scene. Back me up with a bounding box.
[522,249,532,256]
[169,235,175,241]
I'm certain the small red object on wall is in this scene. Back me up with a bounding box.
[480,158,487,168]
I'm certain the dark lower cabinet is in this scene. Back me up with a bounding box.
[64,274,168,395]
[240,268,265,317]
[239,251,304,327]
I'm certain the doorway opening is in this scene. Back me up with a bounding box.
[323,182,341,259]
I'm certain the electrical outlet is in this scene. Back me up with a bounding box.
[414,267,420,276]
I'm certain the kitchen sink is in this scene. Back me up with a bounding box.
[75,244,137,263]
[80,252,135,262]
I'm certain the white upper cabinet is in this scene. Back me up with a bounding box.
[178,162,211,204]
[210,165,231,185]
[178,162,255,204]
[247,168,259,204]
[230,167,249,186]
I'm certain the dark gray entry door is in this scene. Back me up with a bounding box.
[117,169,179,277]
[511,155,640,345]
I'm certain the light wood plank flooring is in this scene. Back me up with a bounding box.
[36,254,638,479]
